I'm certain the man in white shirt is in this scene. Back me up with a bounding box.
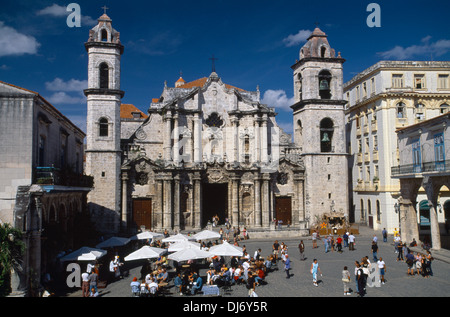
[377,257,386,284]
[81,272,90,297]
[348,233,356,251]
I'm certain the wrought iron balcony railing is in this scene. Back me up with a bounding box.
[391,160,449,176]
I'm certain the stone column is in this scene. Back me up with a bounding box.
[423,177,442,250]
[231,175,240,227]
[163,113,172,161]
[261,173,270,228]
[232,117,240,163]
[399,178,421,246]
[155,179,163,229]
[254,115,261,164]
[173,113,179,165]
[121,169,129,231]
[193,173,202,229]
[163,178,172,229]
[254,177,262,227]
[173,175,181,231]
[261,114,268,164]
[193,113,202,164]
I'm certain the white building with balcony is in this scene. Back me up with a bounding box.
[344,61,450,233]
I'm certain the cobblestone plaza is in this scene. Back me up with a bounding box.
[65,226,450,298]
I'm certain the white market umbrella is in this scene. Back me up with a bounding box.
[168,240,201,252]
[209,241,243,257]
[96,237,131,249]
[124,246,167,261]
[60,247,107,262]
[193,230,221,241]
[168,248,212,262]
[130,231,164,241]
[162,233,195,243]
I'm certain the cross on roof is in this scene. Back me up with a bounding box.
[102,5,109,15]
[209,55,218,73]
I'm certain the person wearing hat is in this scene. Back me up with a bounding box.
[130,277,140,297]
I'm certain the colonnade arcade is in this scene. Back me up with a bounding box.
[398,175,450,250]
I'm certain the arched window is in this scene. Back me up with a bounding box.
[205,112,223,128]
[440,103,449,114]
[360,199,365,220]
[320,46,327,58]
[101,29,108,42]
[99,118,109,137]
[415,103,425,120]
[99,62,109,89]
[396,102,406,118]
[318,70,332,99]
[320,118,334,153]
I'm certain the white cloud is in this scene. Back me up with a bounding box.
[283,29,312,47]
[37,4,97,27]
[46,92,85,105]
[262,89,295,111]
[36,3,67,17]
[378,36,450,60]
[0,22,40,57]
[45,78,87,92]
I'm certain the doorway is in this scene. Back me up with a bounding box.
[275,196,292,226]
[202,183,228,227]
[133,199,152,230]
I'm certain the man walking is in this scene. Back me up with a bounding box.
[298,240,306,261]
[284,254,291,278]
[372,241,379,262]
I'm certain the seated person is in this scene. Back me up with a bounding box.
[174,272,183,296]
[148,281,159,295]
[157,268,169,284]
[191,275,203,295]
[140,280,149,296]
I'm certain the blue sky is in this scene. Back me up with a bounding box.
[1,0,450,134]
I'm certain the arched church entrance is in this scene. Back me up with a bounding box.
[202,183,228,228]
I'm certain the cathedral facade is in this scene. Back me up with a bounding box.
[84,14,349,236]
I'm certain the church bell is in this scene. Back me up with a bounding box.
[319,79,329,91]
[321,132,330,142]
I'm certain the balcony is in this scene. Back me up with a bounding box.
[391,160,449,177]
[34,167,94,188]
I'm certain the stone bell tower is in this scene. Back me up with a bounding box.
[84,12,124,235]
[290,27,349,224]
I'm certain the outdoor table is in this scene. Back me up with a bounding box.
[201,285,220,296]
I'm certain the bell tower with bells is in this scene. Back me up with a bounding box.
[290,26,349,221]
[84,9,125,235]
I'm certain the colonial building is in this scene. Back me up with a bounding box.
[84,14,349,236]
[0,80,91,296]
[392,113,450,250]
[344,61,450,234]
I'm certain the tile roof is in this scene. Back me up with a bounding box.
[176,77,245,92]
[120,103,148,119]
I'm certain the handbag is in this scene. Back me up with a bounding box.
[342,278,350,282]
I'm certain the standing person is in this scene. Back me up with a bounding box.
[377,257,386,284]
[397,241,404,261]
[310,259,322,287]
[273,240,280,261]
[336,235,343,253]
[371,241,379,262]
[382,228,388,243]
[406,250,415,276]
[298,240,306,261]
[343,231,349,248]
[354,261,360,294]
[284,254,291,279]
[342,266,351,296]
[81,271,90,297]
[312,230,318,249]
[356,262,365,297]
[348,232,356,251]
[88,269,99,295]
[247,272,257,297]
